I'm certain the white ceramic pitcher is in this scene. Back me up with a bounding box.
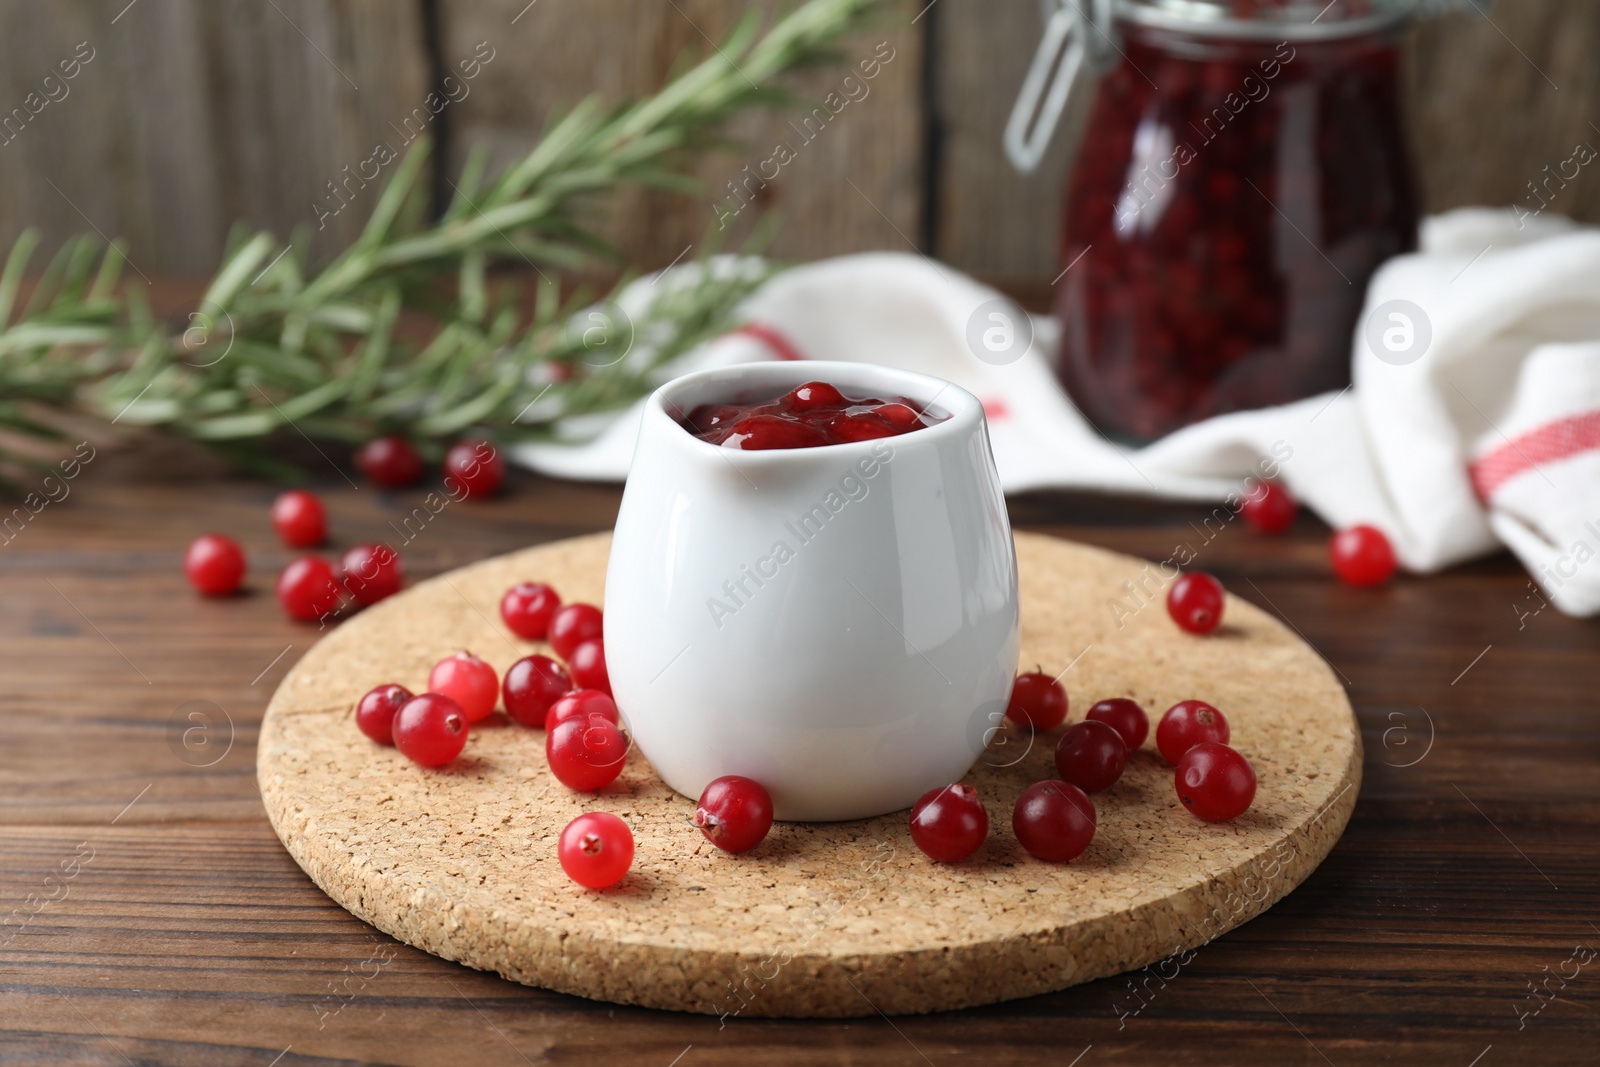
[604,361,1019,821]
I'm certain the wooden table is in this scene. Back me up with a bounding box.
[4,455,1596,1065]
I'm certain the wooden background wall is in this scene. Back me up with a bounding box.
[0,0,1594,287]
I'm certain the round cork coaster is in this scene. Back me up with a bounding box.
[259,531,1359,1018]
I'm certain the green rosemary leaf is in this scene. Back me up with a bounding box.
[0,0,881,485]
[87,241,127,303]
[200,232,276,315]
[0,230,40,330]
[349,287,402,404]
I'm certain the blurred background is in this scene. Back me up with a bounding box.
[0,0,1594,287]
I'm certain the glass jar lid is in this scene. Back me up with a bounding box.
[1118,0,1421,40]
[1006,0,1475,172]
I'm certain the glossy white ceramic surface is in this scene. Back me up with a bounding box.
[604,361,1020,821]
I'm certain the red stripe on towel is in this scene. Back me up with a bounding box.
[1469,409,1600,500]
[982,397,1012,422]
[727,323,806,362]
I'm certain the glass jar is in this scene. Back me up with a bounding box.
[1019,1,1422,442]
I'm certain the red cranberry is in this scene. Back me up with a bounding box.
[546,714,627,791]
[1167,572,1225,635]
[339,543,403,606]
[688,404,743,433]
[428,651,499,723]
[1012,780,1096,862]
[678,385,939,448]
[443,440,504,499]
[544,689,618,732]
[270,490,326,548]
[1006,671,1068,731]
[909,784,988,863]
[393,693,468,767]
[500,581,561,639]
[1156,700,1230,765]
[549,603,603,660]
[1085,697,1149,751]
[354,435,423,488]
[568,639,609,695]
[723,414,829,451]
[1241,481,1297,535]
[1054,720,1128,793]
[784,381,846,411]
[824,412,898,442]
[558,812,633,889]
[874,402,921,428]
[1176,742,1257,821]
[502,654,572,727]
[276,557,341,621]
[184,534,246,596]
[354,683,411,745]
[693,775,775,854]
[1330,524,1397,587]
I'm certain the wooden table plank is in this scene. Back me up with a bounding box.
[1,455,1597,1064]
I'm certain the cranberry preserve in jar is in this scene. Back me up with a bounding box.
[1048,0,1419,441]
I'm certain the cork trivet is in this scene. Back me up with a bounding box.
[258,531,1359,1018]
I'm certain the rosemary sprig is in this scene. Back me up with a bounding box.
[0,0,879,474]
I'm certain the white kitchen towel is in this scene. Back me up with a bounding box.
[512,209,1600,616]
